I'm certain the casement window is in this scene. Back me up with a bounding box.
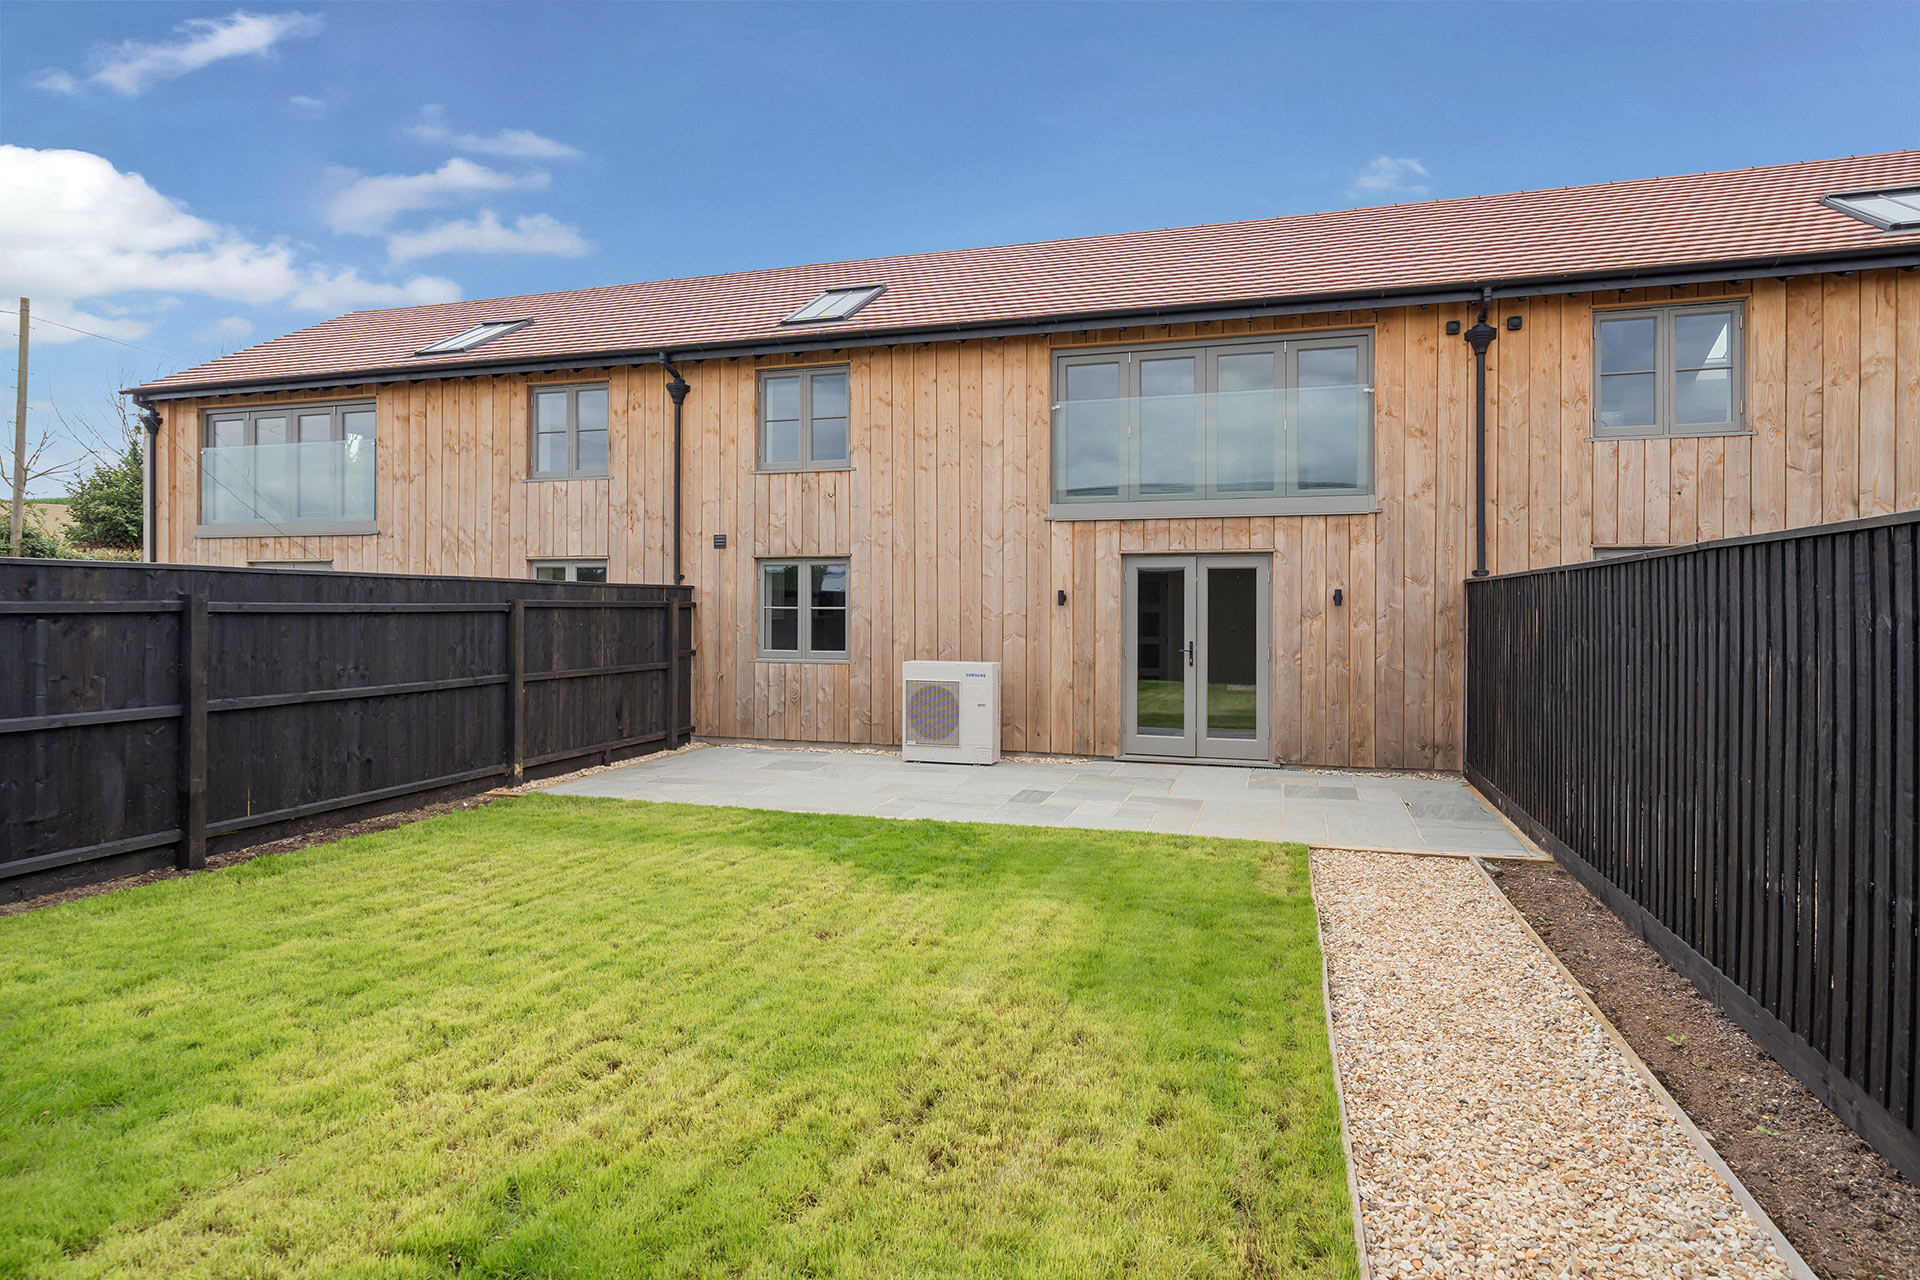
[758,367,850,471]
[200,400,376,535]
[531,559,608,583]
[1050,333,1374,519]
[530,382,610,478]
[1593,303,1744,438]
[759,558,849,660]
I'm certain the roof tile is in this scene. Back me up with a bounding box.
[138,151,1920,394]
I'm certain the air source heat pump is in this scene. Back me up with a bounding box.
[901,661,1001,764]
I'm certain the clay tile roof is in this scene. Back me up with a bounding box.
[136,151,1920,395]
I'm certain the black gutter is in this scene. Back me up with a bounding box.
[1462,290,1496,578]
[657,354,690,585]
[126,245,1920,402]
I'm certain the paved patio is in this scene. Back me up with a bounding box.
[542,744,1539,857]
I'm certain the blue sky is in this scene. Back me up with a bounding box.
[4,0,1916,493]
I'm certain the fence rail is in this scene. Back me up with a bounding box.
[1465,511,1919,1182]
[1,559,694,902]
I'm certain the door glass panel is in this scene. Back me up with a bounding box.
[1295,346,1363,492]
[1133,567,1186,737]
[1137,356,1196,496]
[1061,361,1121,498]
[1215,351,1277,494]
[1204,567,1259,740]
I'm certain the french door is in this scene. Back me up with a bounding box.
[1122,554,1270,760]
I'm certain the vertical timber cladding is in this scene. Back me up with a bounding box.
[686,306,1479,770]
[151,267,1920,769]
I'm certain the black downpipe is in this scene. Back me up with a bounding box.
[134,395,161,563]
[1463,288,1496,578]
[659,356,691,584]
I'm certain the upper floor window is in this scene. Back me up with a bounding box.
[531,382,609,479]
[1593,302,1744,438]
[200,400,375,534]
[1050,333,1374,519]
[759,367,850,471]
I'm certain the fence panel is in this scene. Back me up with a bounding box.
[1465,511,1920,1181]
[1,560,695,902]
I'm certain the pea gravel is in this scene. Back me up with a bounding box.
[1312,849,1801,1280]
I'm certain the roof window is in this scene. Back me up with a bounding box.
[1821,187,1920,233]
[415,318,531,355]
[782,285,885,325]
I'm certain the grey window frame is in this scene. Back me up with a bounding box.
[530,559,608,583]
[416,318,531,355]
[1591,301,1746,439]
[528,381,610,480]
[782,286,885,325]
[1821,188,1920,233]
[198,398,377,537]
[757,556,850,662]
[1048,330,1376,520]
[756,366,852,473]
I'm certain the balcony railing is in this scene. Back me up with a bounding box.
[200,438,376,532]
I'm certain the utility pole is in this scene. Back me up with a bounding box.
[9,297,27,558]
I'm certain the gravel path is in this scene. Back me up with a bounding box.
[1313,849,1801,1280]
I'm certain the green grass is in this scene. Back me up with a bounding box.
[1136,679,1259,733]
[0,796,1354,1279]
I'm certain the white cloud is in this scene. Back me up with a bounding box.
[37,10,324,97]
[325,158,549,235]
[287,268,459,312]
[287,94,326,113]
[0,145,458,344]
[386,211,590,262]
[197,316,256,343]
[408,105,581,160]
[29,69,80,94]
[1351,156,1430,201]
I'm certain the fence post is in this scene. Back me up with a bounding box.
[667,594,681,749]
[508,599,526,783]
[178,590,207,869]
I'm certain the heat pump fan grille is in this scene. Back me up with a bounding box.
[904,680,961,746]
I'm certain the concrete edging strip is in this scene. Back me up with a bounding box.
[1467,855,1820,1280]
[1307,853,1374,1280]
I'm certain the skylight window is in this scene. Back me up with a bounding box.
[415,318,531,356]
[1822,187,1920,233]
[782,285,885,325]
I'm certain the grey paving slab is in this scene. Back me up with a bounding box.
[539,745,1542,857]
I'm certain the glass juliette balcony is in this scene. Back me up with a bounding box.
[200,437,376,531]
[1050,383,1373,510]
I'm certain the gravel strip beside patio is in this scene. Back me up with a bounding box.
[1313,849,1799,1280]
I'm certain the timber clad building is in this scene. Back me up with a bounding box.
[134,152,1920,771]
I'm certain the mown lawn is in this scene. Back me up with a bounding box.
[0,795,1354,1279]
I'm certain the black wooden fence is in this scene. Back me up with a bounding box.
[1466,511,1919,1181]
[2,559,694,903]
